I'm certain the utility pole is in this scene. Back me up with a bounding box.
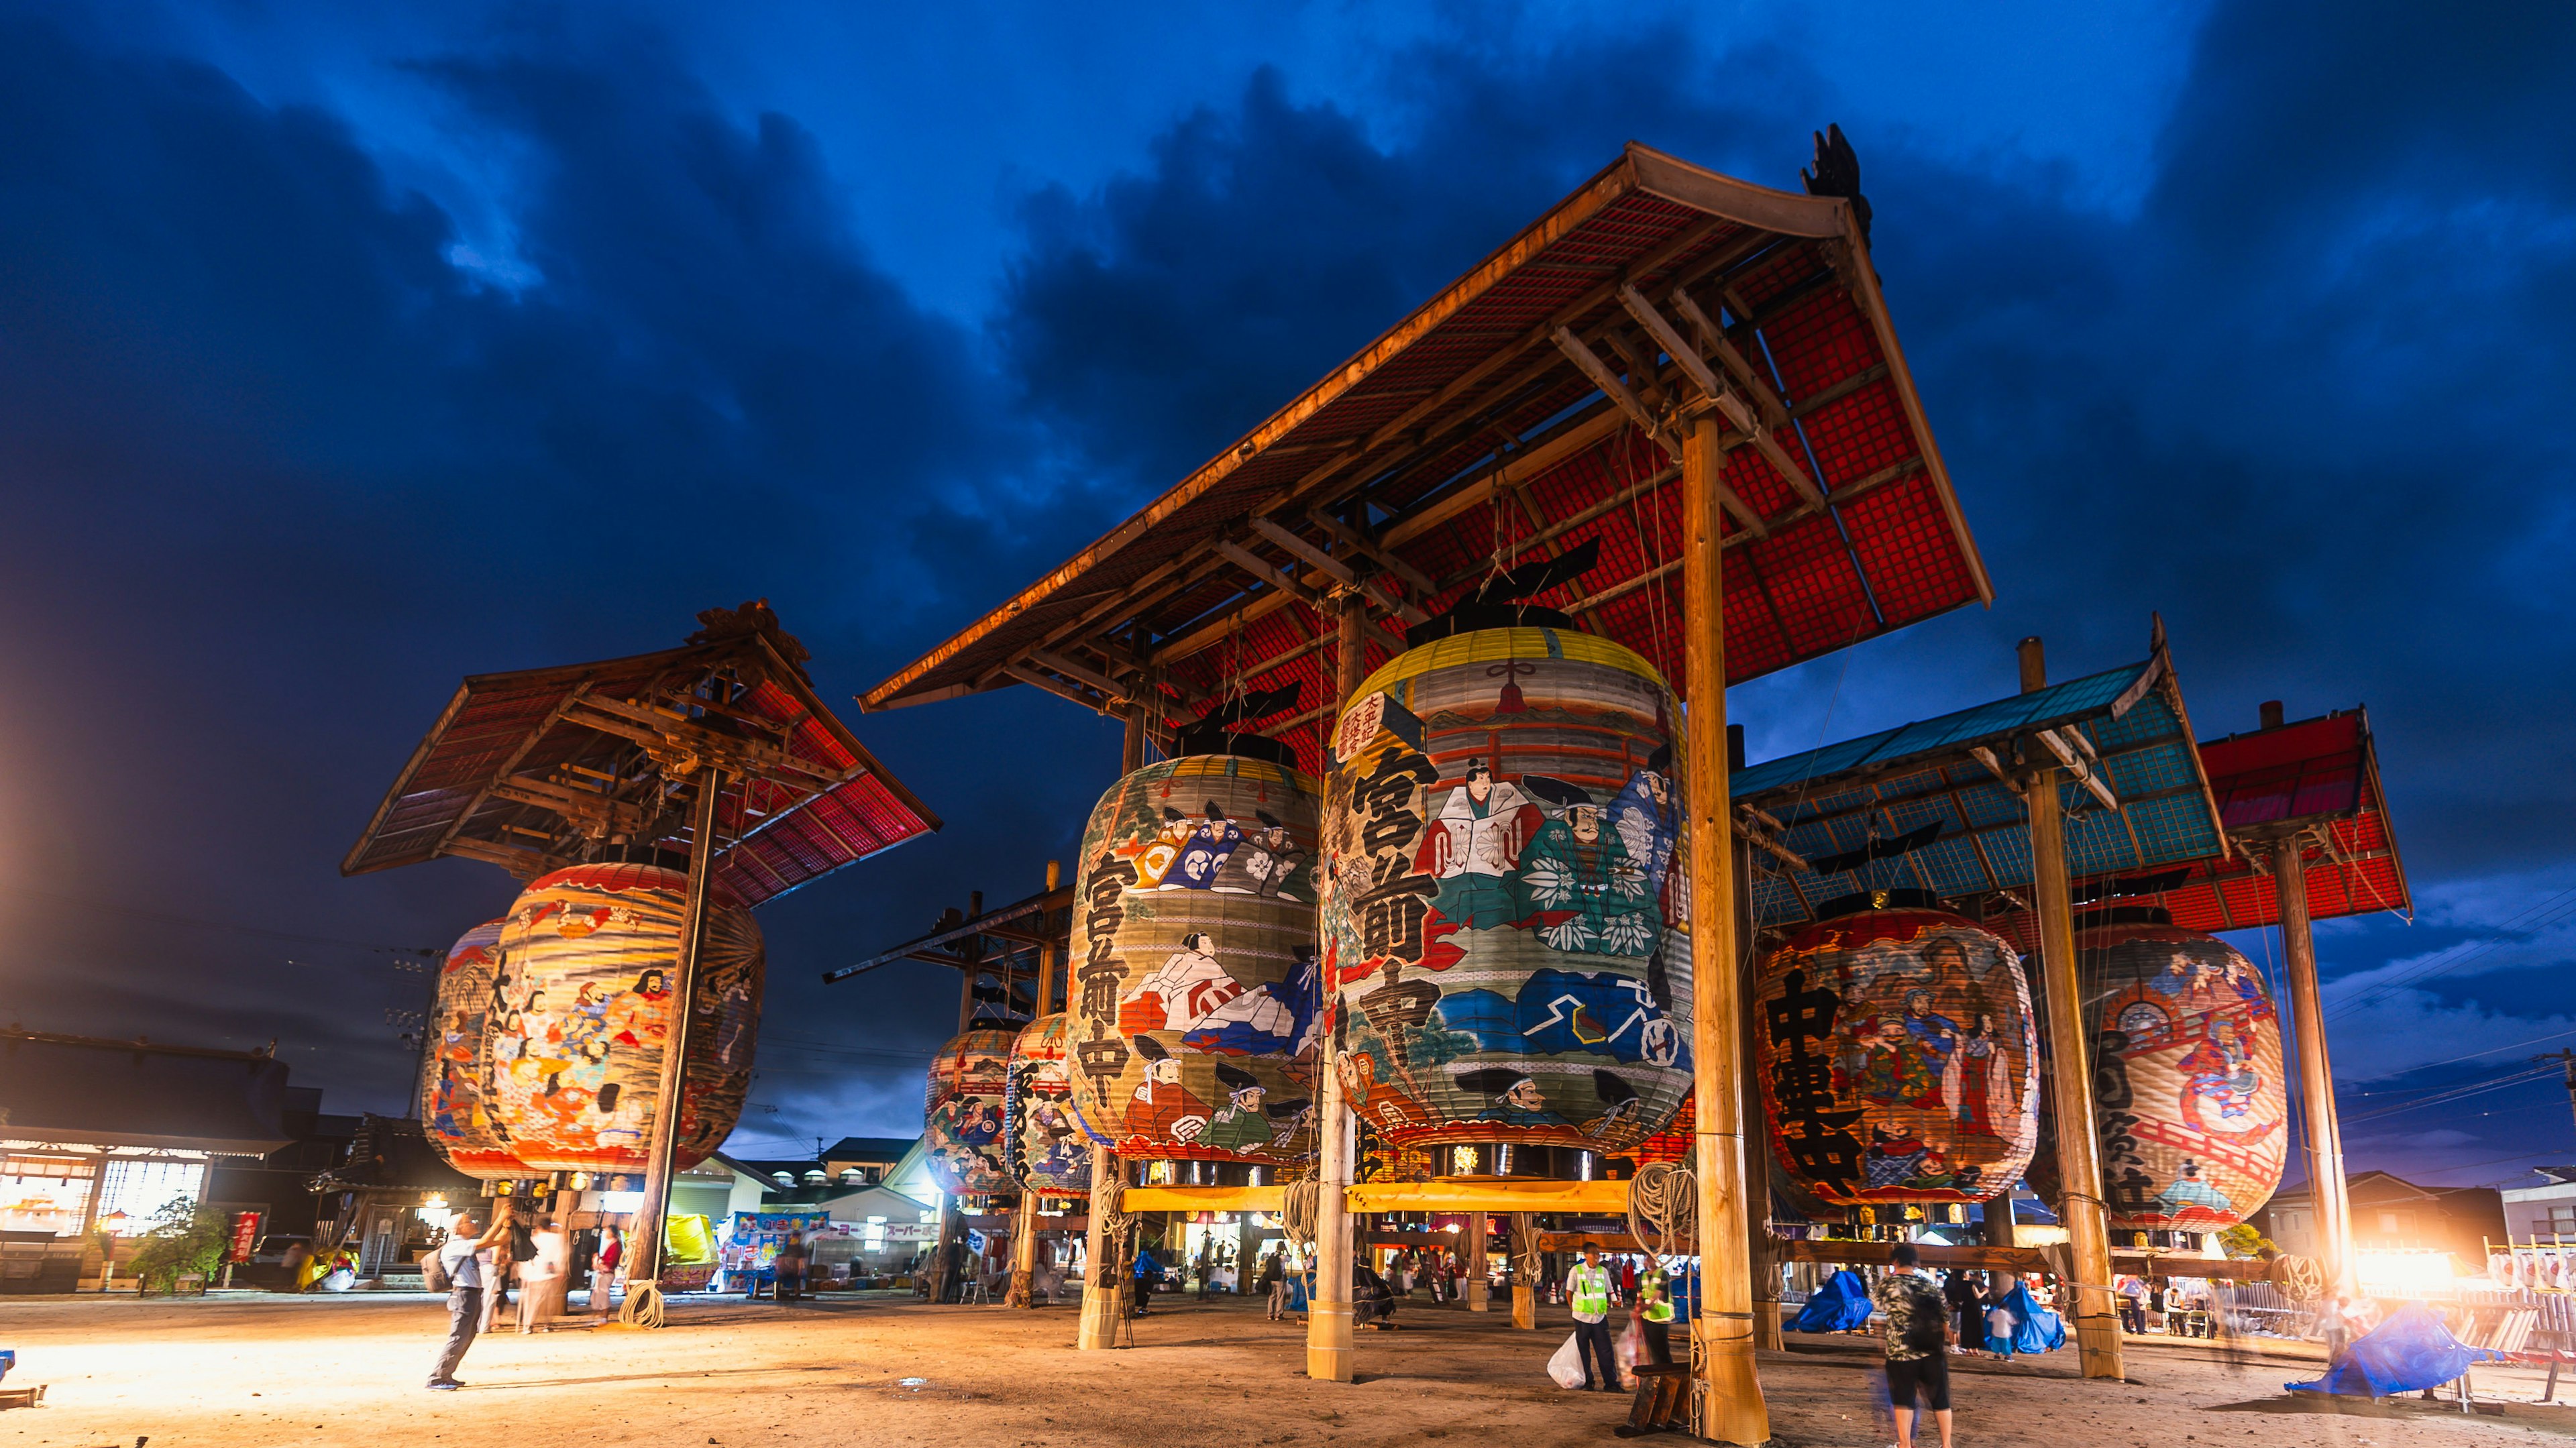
[2538,1050,2576,1141]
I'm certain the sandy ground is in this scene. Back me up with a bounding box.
[3,1290,2574,1448]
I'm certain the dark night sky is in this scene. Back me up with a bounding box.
[3,1,2570,1182]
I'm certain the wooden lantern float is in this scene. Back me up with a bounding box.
[2074,906,2286,1229]
[480,861,765,1175]
[1752,890,2040,1205]
[419,917,529,1179]
[1319,602,1691,1159]
[926,1028,1019,1195]
[1065,712,1323,1166]
[1005,1013,1104,1196]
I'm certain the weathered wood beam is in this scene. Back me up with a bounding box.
[1623,283,1822,508]
[1248,517,1357,588]
[999,661,1116,715]
[2037,728,2121,813]
[1552,325,1768,539]
[1022,647,1132,704]
[1300,508,1436,596]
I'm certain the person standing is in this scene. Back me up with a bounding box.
[1259,1247,1288,1321]
[1132,1240,1162,1317]
[1941,1269,1986,1355]
[516,1216,570,1333]
[427,1205,513,1390]
[775,1231,809,1302]
[1870,1244,1955,1448]
[1565,1246,1619,1393]
[1635,1260,1675,1366]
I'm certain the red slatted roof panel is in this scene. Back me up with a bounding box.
[860,143,1988,722]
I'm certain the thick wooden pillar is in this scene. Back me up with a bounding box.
[1010,860,1065,1310]
[2276,837,2354,1293]
[625,766,727,1306]
[1466,1211,1491,1311]
[1511,1213,1538,1329]
[1079,723,1146,1349]
[1682,414,1769,1443]
[2019,637,2123,1380]
[1307,589,1366,1382]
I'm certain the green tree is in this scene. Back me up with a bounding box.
[127,1196,230,1294]
[2216,1223,2276,1260]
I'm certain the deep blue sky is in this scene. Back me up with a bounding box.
[4,1,2570,1185]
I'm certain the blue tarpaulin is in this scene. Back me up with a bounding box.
[1792,1270,1874,1333]
[1982,1280,2066,1355]
[2288,1304,2502,1398]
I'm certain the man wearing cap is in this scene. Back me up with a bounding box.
[1564,1245,1619,1392]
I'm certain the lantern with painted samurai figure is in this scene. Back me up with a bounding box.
[1752,892,2039,1206]
[482,861,765,1175]
[418,917,528,1179]
[1005,1013,1103,1196]
[925,1028,1018,1196]
[1064,748,1322,1165]
[1318,625,1692,1154]
[2074,907,2286,1229]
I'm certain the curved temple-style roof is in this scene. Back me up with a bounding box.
[345,609,938,906]
[861,142,1991,775]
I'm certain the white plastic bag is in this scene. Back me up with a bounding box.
[1615,1317,1644,1389]
[1546,1332,1587,1389]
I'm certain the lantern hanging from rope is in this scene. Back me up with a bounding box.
[926,1027,1018,1196]
[418,917,529,1180]
[481,861,764,1175]
[1006,1013,1104,1196]
[1752,891,2039,1206]
[1318,614,1690,1158]
[1064,712,1322,1166]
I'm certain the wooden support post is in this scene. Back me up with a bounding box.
[623,766,728,1315]
[1466,1211,1491,1312]
[1010,861,1065,1310]
[1729,724,1782,1352]
[1511,1212,1538,1329]
[2277,836,2355,1295]
[1307,590,1366,1383]
[1682,414,1770,1443]
[2019,637,2124,1380]
[1079,725,1146,1349]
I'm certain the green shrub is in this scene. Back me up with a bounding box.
[127,1198,230,1294]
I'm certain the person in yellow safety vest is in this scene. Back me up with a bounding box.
[1635,1262,1674,1367]
[1565,1246,1619,1392]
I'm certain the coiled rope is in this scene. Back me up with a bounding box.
[1281,1176,1322,1249]
[2270,1254,2327,1303]
[1627,1162,1697,1270]
[616,1278,667,1329]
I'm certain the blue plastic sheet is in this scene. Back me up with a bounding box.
[1791,1270,1874,1333]
[1981,1280,2066,1355]
[2288,1303,2502,1398]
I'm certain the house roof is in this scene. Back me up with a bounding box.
[343,604,938,905]
[820,1136,919,1162]
[859,141,1990,775]
[0,1029,294,1157]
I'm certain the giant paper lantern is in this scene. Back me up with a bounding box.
[1064,752,1322,1164]
[1004,1013,1103,1196]
[419,917,528,1179]
[2074,907,2286,1229]
[1753,892,2039,1205]
[483,862,763,1175]
[1318,626,1691,1154]
[925,1027,1018,1195]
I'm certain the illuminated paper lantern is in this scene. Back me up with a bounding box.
[1065,753,1322,1164]
[925,1028,1018,1196]
[1753,893,2039,1205]
[484,862,763,1175]
[1318,626,1690,1154]
[1005,1013,1102,1196]
[2075,907,2287,1229]
[1635,1094,1695,1167]
[419,917,528,1180]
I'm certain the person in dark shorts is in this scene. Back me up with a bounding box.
[1870,1244,1955,1448]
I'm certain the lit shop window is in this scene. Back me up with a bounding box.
[97,1160,205,1233]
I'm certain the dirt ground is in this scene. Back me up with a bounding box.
[3,1290,2573,1448]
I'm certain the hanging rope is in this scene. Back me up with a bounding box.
[2271,1254,2328,1303]
[616,1277,667,1329]
[1627,1162,1698,1271]
[1282,1176,1322,1249]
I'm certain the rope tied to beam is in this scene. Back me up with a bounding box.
[1281,1176,1322,1249]
[1627,1162,1698,1271]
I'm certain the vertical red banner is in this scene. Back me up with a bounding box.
[229,1211,262,1264]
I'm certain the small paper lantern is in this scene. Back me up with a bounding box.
[1318,626,1690,1153]
[1005,1013,1102,1196]
[2075,907,2288,1229]
[419,917,527,1180]
[1065,753,1322,1163]
[1753,893,2039,1205]
[483,862,763,1175]
[924,1029,1018,1196]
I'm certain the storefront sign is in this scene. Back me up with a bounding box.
[229,1211,262,1264]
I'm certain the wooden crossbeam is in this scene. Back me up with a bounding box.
[2036,728,2121,812]
[1622,284,1822,508]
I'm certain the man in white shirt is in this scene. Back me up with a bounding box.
[429,1205,514,1390]
[1564,1245,1619,1392]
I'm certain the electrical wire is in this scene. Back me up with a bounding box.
[2325,887,2576,1021]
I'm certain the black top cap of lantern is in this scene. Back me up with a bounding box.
[1401,539,1603,648]
[2072,904,2176,930]
[1811,887,1945,920]
[1171,682,1303,769]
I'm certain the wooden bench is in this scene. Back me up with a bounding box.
[1617,1363,1690,1437]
